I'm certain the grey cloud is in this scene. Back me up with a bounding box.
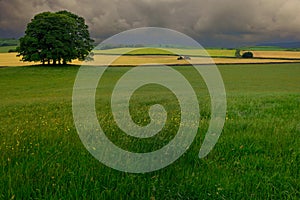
[0,0,300,47]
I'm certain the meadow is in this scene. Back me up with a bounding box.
[94,48,236,57]
[0,38,18,53]
[0,46,17,53]
[0,63,299,199]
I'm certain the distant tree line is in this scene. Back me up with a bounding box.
[0,38,19,47]
[97,44,145,50]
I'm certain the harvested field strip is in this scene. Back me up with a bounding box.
[2,53,300,67]
[247,50,300,59]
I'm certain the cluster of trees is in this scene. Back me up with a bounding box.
[235,49,254,58]
[241,51,254,58]
[17,11,94,65]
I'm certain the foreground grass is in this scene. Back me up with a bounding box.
[0,64,299,199]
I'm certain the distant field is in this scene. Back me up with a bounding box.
[249,50,300,59]
[94,48,236,57]
[0,64,299,199]
[0,46,17,53]
[0,38,19,53]
[94,47,300,58]
[241,46,289,51]
[2,48,300,67]
[0,38,19,46]
[0,53,39,66]
[84,55,300,66]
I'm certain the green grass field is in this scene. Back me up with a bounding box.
[94,48,236,57]
[0,38,19,53]
[0,64,299,199]
[0,46,17,53]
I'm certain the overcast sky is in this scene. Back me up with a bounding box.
[0,0,300,47]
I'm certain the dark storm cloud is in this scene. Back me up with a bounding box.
[0,0,300,47]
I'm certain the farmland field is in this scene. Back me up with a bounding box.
[94,47,300,59]
[94,48,236,57]
[0,53,38,67]
[250,50,300,59]
[2,49,300,67]
[0,63,299,199]
[0,46,17,53]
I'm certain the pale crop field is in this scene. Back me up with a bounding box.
[244,50,300,59]
[0,53,39,67]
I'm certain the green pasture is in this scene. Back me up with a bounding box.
[0,46,17,53]
[0,38,19,53]
[94,48,236,57]
[0,63,299,199]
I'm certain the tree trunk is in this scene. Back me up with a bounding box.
[53,59,56,65]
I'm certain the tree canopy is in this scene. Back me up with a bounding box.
[17,11,94,65]
[242,51,254,58]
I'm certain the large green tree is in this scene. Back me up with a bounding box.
[17,11,94,65]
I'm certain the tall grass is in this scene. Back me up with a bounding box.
[0,64,299,199]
